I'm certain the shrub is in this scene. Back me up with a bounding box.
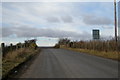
[54,44,60,48]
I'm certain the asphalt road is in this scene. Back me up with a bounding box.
[20,48,118,78]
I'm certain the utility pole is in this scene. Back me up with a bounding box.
[114,0,117,42]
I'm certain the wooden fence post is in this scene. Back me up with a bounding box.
[1,43,5,56]
[10,43,13,51]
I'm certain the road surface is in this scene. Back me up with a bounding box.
[20,48,118,78]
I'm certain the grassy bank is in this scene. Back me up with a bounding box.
[2,48,40,78]
[62,47,120,61]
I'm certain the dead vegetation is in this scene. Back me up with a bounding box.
[2,39,39,78]
[56,38,120,61]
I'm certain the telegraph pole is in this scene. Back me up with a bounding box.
[114,0,117,42]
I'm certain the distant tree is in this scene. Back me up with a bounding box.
[58,38,70,45]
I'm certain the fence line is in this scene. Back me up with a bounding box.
[1,39,37,57]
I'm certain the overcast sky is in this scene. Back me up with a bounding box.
[1,1,118,46]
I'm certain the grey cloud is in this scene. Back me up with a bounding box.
[46,15,73,23]
[101,26,113,29]
[46,16,60,23]
[83,15,113,25]
[2,27,14,37]
[2,26,91,40]
[0,27,2,38]
[61,15,73,23]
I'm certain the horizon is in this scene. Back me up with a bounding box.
[1,1,119,46]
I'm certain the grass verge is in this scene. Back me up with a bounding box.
[62,47,120,61]
[2,48,40,79]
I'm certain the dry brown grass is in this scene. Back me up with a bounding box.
[62,47,120,61]
[4,48,33,60]
[2,48,39,78]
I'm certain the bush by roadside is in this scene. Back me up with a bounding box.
[56,38,120,61]
[54,44,60,48]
